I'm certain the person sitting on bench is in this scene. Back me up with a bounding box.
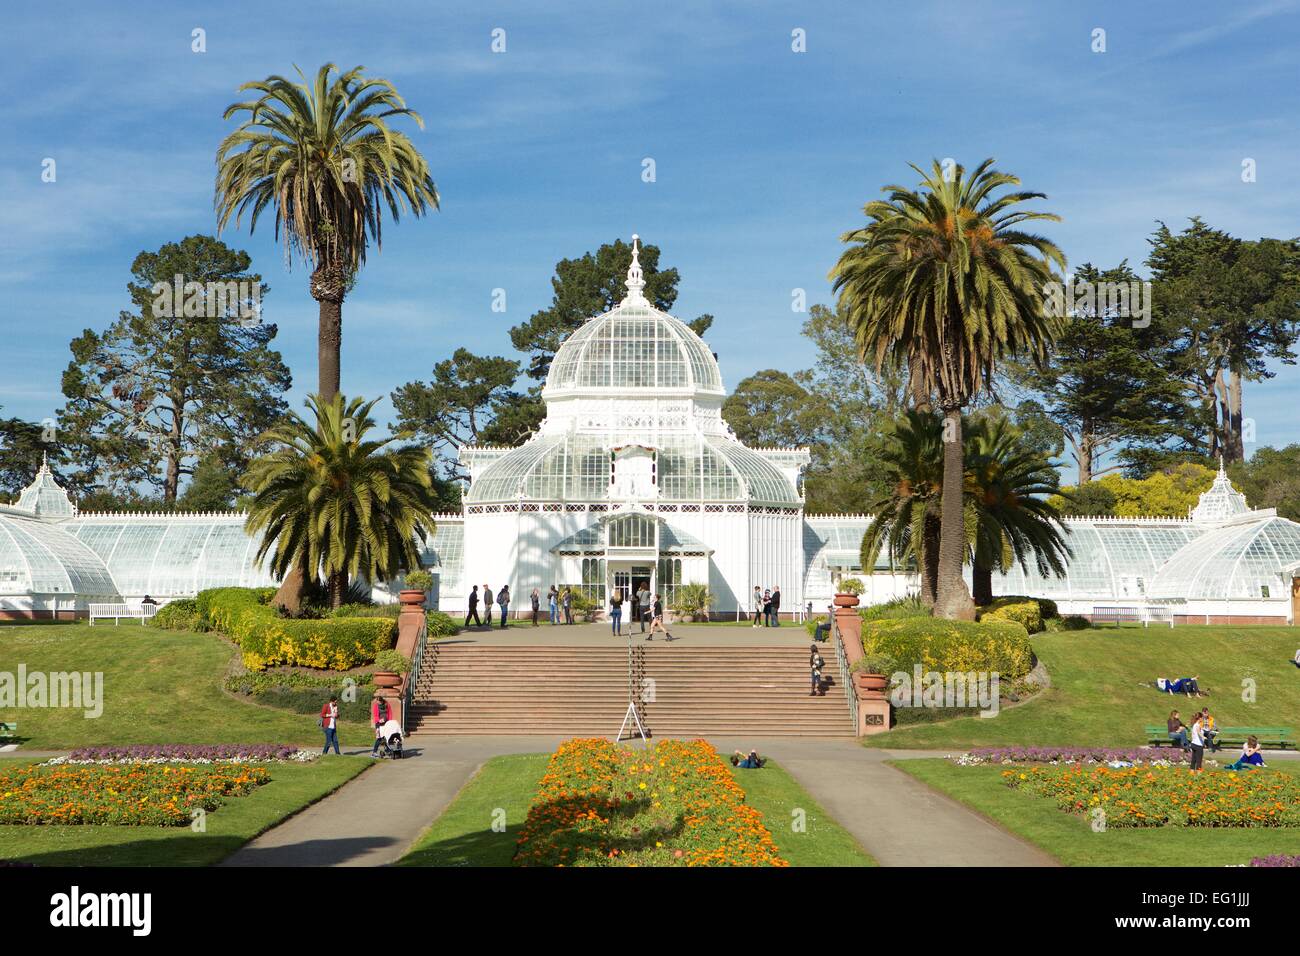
[1224,736,1267,771]
[1166,710,1189,749]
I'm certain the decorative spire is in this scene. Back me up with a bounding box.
[623,234,647,304]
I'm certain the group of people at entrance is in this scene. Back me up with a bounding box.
[610,584,672,641]
[466,584,583,627]
[751,585,783,627]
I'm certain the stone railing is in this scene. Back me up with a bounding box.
[390,589,428,733]
[832,594,891,737]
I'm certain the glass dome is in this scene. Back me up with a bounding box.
[465,432,799,505]
[545,301,724,396]
[0,511,119,597]
[1149,515,1300,601]
[12,455,76,517]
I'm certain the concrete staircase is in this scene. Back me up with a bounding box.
[407,643,852,737]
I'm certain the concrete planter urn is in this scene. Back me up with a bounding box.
[372,672,401,689]
[833,593,861,608]
[853,672,889,695]
[398,589,426,608]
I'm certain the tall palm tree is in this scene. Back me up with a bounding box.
[860,411,944,606]
[831,158,1065,619]
[243,393,439,609]
[964,414,1072,606]
[215,63,439,401]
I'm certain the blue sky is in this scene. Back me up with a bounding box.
[3,0,1300,462]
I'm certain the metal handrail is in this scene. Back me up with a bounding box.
[831,611,858,732]
[403,613,428,736]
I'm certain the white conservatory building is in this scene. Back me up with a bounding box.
[4,239,1300,626]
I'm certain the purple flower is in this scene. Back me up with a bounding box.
[1250,855,1300,867]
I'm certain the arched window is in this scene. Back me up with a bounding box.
[607,514,656,549]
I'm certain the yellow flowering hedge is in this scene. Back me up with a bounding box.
[197,587,395,671]
[862,617,1034,679]
[514,738,788,867]
[979,599,1043,634]
[1004,764,1300,828]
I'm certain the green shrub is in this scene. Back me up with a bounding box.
[568,590,598,621]
[196,587,396,671]
[980,598,1043,634]
[426,611,460,637]
[837,577,866,596]
[404,569,434,592]
[332,603,402,619]
[148,599,201,631]
[224,672,375,721]
[859,594,930,623]
[1044,614,1091,632]
[861,616,1034,680]
[372,649,411,674]
[670,583,713,622]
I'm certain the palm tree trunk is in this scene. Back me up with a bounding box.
[920,512,940,607]
[972,559,993,607]
[311,262,347,401]
[329,570,347,610]
[272,566,307,617]
[934,406,976,620]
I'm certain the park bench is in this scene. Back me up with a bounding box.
[88,603,159,625]
[1145,724,1295,749]
[1091,605,1174,628]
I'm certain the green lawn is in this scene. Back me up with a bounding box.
[0,623,375,748]
[869,624,1300,749]
[728,760,875,866]
[893,758,1300,866]
[399,753,550,866]
[399,752,873,867]
[0,756,369,866]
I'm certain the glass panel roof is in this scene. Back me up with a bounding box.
[1149,516,1300,600]
[0,513,119,596]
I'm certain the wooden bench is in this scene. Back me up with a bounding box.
[88,603,159,625]
[1145,724,1294,749]
[1091,606,1140,625]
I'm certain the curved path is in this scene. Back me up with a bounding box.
[220,735,1056,867]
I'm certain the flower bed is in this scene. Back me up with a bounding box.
[0,763,271,825]
[956,747,1187,767]
[1003,765,1300,828]
[1251,854,1300,866]
[513,738,787,867]
[56,744,314,764]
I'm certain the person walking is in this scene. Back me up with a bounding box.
[561,586,573,625]
[646,593,673,641]
[465,585,482,627]
[610,589,624,636]
[751,586,763,628]
[482,583,493,626]
[809,644,824,696]
[319,696,341,755]
[530,587,541,627]
[770,585,782,627]
[1188,712,1206,771]
[548,586,559,625]
[637,582,651,633]
[369,695,392,757]
[497,585,510,628]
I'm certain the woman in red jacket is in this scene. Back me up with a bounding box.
[319,696,341,755]
[370,697,392,757]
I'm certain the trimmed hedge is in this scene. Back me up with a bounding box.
[426,611,460,638]
[148,598,201,632]
[1044,614,1091,632]
[197,587,396,671]
[980,598,1043,634]
[862,617,1034,679]
[859,595,930,623]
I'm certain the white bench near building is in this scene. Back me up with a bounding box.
[88,603,159,625]
[1090,604,1175,628]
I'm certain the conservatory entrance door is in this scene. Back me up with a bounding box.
[610,564,654,606]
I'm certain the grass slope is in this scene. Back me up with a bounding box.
[0,624,375,748]
[870,625,1300,749]
[893,758,1300,866]
[0,756,369,866]
[399,752,873,867]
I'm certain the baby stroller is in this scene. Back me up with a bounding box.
[376,719,404,759]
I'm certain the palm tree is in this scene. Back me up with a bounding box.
[859,411,944,606]
[215,63,439,402]
[831,158,1065,619]
[964,414,1072,606]
[243,393,439,609]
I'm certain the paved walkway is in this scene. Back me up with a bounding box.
[438,619,817,648]
[220,735,1056,867]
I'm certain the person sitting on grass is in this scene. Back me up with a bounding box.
[730,749,764,769]
[1224,736,1267,771]
[1167,710,1189,749]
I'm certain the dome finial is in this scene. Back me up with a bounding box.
[624,234,647,304]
